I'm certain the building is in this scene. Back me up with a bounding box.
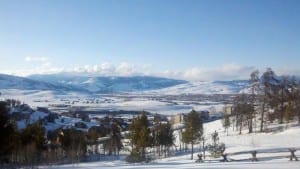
[223,105,233,115]
[170,113,185,125]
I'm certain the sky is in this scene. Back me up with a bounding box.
[0,0,299,81]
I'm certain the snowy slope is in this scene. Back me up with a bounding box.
[42,160,299,169]
[0,74,87,92]
[43,120,300,169]
[1,73,249,94]
[143,80,249,95]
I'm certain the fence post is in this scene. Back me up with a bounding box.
[195,153,203,163]
[221,153,228,162]
[289,148,298,161]
[251,151,258,162]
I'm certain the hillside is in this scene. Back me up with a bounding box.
[0,73,86,92]
[144,80,249,95]
[28,73,188,93]
[0,73,251,95]
[44,119,300,169]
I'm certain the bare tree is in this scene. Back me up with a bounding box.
[232,94,253,134]
[249,70,259,133]
[260,68,276,131]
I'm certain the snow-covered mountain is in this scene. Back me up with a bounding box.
[0,73,250,94]
[0,73,86,92]
[27,73,188,93]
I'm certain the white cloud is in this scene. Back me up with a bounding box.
[25,56,49,62]
[161,63,255,81]
[70,62,148,76]
[116,62,139,76]
[205,63,255,81]
[182,67,204,81]
[2,61,299,81]
[94,63,116,74]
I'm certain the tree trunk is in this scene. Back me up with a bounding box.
[260,97,265,132]
[249,117,253,133]
[158,145,160,157]
[202,139,205,159]
[280,90,284,124]
[142,147,146,160]
[254,116,256,133]
[298,111,300,124]
[191,142,194,160]
[239,119,242,135]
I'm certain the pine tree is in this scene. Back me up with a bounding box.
[155,122,174,157]
[222,114,230,136]
[60,128,86,163]
[127,112,153,162]
[108,122,123,156]
[19,121,46,165]
[182,110,203,160]
[207,131,225,158]
[0,101,17,163]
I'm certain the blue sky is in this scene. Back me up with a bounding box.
[0,0,299,80]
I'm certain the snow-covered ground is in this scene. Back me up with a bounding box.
[42,120,300,169]
[41,159,299,169]
[204,120,300,153]
[2,84,300,168]
[0,89,225,115]
[142,80,248,95]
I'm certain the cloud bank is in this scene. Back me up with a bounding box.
[162,64,256,81]
[2,57,298,81]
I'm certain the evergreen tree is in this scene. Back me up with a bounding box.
[222,114,230,136]
[0,101,16,163]
[18,121,46,165]
[107,122,123,156]
[87,126,101,143]
[21,122,45,151]
[61,128,87,163]
[207,131,225,158]
[127,112,152,162]
[182,110,203,160]
[155,121,174,157]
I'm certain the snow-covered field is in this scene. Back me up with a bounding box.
[42,159,299,169]
[0,89,225,115]
[42,120,300,169]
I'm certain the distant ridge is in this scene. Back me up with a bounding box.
[24,73,188,93]
[0,73,253,94]
[0,73,87,92]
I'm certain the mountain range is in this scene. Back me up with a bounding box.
[0,73,188,93]
[0,73,84,92]
[0,73,252,94]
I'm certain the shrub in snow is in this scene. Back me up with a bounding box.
[206,131,226,158]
